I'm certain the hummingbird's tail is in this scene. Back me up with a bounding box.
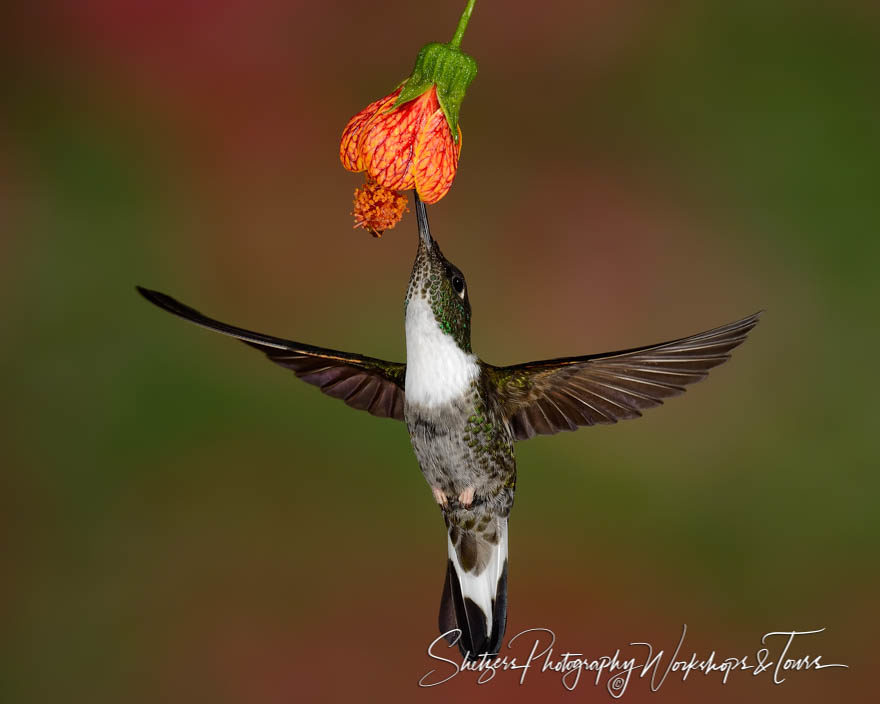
[439,516,509,660]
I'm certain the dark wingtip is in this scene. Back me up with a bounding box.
[728,310,764,339]
[136,285,176,312]
[136,286,210,325]
[136,282,232,334]
[134,285,298,351]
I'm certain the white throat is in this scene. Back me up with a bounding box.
[405,296,478,408]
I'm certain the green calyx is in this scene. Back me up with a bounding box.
[392,43,477,143]
[390,0,478,142]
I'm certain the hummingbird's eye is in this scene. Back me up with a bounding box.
[451,275,465,297]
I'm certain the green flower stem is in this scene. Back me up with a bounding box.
[393,0,478,140]
[449,0,476,50]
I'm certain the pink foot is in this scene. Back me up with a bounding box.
[458,487,475,508]
[431,486,448,507]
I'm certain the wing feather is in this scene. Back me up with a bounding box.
[487,312,761,440]
[137,287,406,420]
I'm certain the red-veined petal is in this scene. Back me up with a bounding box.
[412,109,461,204]
[360,88,435,191]
[339,89,401,172]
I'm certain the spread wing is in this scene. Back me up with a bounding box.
[486,313,761,440]
[137,287,406,420]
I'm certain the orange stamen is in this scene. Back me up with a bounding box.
[352,179,408,237]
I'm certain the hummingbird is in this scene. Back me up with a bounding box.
[137,194,760,660]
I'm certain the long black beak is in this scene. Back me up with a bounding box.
[414,192,434,248]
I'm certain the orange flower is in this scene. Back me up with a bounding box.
[339,1,478,234]
[340,85,462,205]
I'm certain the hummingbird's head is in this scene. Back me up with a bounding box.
[405,195,472,353]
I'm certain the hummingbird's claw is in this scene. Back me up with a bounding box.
[432,486,449,507]
[457,487,475,508]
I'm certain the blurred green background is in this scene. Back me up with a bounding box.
[2,1,877,701]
